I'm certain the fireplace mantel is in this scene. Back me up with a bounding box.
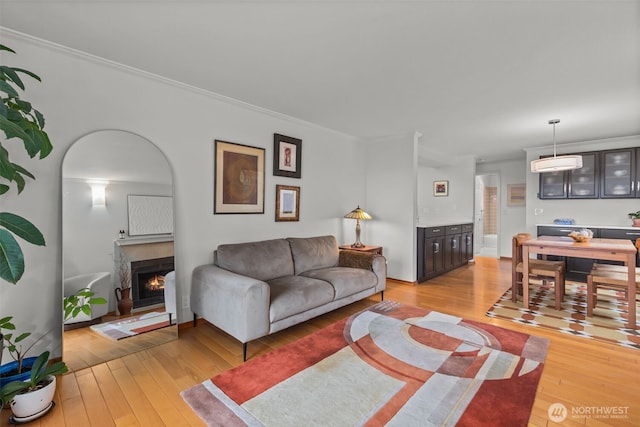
[115,235,173,246]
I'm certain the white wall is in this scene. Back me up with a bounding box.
[417,155,476,226]
[364,133,418,282]
[0,31,367,359]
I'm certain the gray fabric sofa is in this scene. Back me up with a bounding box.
[191,235,386,360]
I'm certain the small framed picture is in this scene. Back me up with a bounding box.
[214,140,265,214]
[433,180,449,197]
[507,183,526,206]
[275,185,300,221]
[273,133,302,178]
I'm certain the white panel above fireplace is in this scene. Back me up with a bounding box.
[128,195,174,236]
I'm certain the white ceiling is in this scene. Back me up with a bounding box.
[1,0,639,163]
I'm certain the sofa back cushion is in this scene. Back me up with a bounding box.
[216,238,294,281]
[287,235,339,275]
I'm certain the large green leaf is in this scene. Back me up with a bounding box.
[0,65,25,91]
[0,228,24,284]
[0,45,16,54]
[12,67,41,83]
[0,144,16,181]
[14,99,32,113]
[0,115,37,151]
[11,163,34,181]
[0,212,46,246]
[0,79,19,98]
[0,316,16,329]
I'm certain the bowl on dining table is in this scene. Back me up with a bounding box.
[568,229,593,242]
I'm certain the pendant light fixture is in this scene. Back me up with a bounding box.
[530,119,583,173]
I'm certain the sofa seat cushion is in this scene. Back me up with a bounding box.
[268,275,335,322]
[287,235,339,275]
[301,267,377,300]
[216,238,294,282]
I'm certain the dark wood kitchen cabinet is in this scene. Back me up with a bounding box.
[417,223,473,283]
[538,152,598,199]
[461,223,474,262]
[537,146,640,199]
[417,226,445,282]
[600,148,638,198]
[444,225,462,269]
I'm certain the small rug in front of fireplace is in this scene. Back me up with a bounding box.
[90,311,171,340]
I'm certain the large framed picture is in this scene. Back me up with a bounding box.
[273,133,302,178]
[433,180,449,197]
[214,140,265,214]
[275,185,300,221]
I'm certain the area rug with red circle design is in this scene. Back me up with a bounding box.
[181,301,549,426]
[486,281,640,350]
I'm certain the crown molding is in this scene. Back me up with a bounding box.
[0,27,359,140]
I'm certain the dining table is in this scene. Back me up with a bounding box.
[521,235,637,329]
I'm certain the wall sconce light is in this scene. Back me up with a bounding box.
[89,180,108,207]
[344,205,372,248]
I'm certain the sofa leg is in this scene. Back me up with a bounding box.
[193,313,197,327]
[243,343,247,362]
[381,290,384,301]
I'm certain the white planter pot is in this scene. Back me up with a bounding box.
[9,375,56,422]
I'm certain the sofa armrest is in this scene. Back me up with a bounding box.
[339,250,387,292]
[191,264,270,343]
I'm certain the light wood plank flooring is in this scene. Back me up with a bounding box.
[1,257,637,426]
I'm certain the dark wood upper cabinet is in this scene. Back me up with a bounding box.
[600,148,636,198]
[538,147,640,199]
[539,169,568,199]
[539,152,598,199]
[567,152,598,198]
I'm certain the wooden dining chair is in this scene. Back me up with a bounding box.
[512,233,566,310]
[590,237,640,274]
[586,269,637,329]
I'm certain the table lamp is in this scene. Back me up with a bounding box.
[344,205,372,248]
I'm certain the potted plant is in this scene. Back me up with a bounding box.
[0,44,52,285]
[0,317,41,388]
[1,42,54,387]
[628,211,640,227]
[1,288,106,387]
[0,44,64,422]
[0,351,68,422]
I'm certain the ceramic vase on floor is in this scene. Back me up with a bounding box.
[115,287,133,315]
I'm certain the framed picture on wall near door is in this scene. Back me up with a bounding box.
[507,183,526,206]
[433,180,448,196]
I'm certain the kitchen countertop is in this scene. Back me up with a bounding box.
[537,223,640,230]
[417,222,473,228]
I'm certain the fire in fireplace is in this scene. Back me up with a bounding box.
[130,256,174,308]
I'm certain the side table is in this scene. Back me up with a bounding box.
[339,245,383,256]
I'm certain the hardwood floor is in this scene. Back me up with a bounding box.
[2,257,637,426]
